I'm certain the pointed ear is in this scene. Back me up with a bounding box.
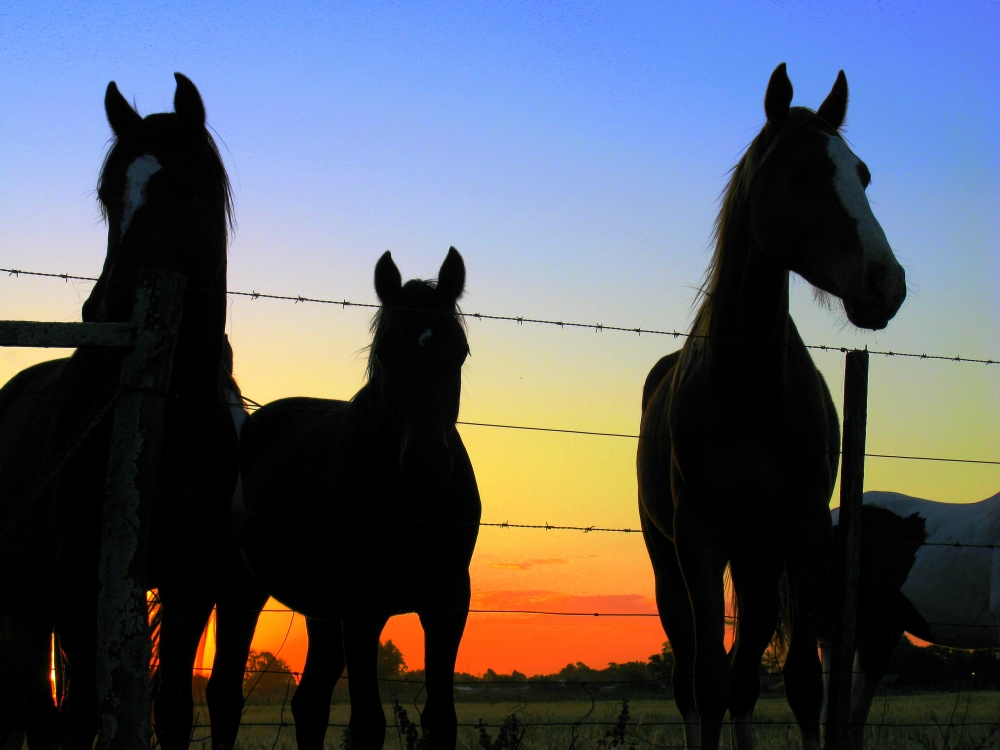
[105,81,142,140]
[173,73,206,131]
[374,251,402,305]
[817,70,848,130]
[764,63,793,126]
[436,247,466,303]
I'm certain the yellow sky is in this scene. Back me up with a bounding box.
[1,271,996,674]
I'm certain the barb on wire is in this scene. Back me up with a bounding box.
[3,267,996,366]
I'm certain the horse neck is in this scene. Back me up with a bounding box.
[169,259,228,399]
[700,216,796,380]
[349,377,398,447]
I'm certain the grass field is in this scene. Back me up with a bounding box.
[190,692,1000,750]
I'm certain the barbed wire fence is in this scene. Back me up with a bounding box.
[3,267,999,749]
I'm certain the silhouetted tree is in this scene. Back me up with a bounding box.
[647,642,673,680]
[244,650,296,703]
[378,639,408,679]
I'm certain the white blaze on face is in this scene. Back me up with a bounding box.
[120,154,162,238]
[826,135,892,265]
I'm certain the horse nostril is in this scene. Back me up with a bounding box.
[867,261,906,314]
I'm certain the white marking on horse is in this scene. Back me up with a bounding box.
[120,154,162,237]
[826,135,892,265]
[418,328,433,347]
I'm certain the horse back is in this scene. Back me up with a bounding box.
[642,351,681,416]
[637,351,680,539]
[238,397,350,610]
[0,353,118,574]
[240,397,350,508]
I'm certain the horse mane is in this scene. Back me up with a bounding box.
[363,278,467,386]
[691,107,823,339]
[96,113,234,237]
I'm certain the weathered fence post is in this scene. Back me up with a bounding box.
[826,348,869,750]
[96,271,185,750]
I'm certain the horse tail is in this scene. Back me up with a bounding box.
[773,573,791,665]
[726,564,790,667]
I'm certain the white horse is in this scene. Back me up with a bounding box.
[859,490,1000,648]
[823,489,1000,745]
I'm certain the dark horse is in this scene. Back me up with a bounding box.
[818,504,930,749]
[637,64,906,750]
[207,248,481,750]
[0,75,238,749]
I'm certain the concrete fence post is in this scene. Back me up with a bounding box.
[95,271,185,750]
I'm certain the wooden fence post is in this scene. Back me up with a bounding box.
[826,348,869,750]
[96,271,185,750]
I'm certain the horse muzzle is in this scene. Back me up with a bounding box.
[842,260,906,331]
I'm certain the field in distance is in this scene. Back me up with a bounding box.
[190,692,1000,750]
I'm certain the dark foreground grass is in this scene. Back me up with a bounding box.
[189,692,1000,750]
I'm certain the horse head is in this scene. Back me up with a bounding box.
[747,63,906,330]
[369,248,468,498]
[84,73,233,324]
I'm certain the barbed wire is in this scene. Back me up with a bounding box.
[179,602,1000,632]
[189,719,1000,729]
[235,393,1000,466]
[3,267,997,366]
[197,667,1000,685]
[5,268,1000,743]
[0,383,991,466]
[152,501,1000,549]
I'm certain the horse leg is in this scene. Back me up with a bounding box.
[419,578,470,750]
[818,639,831,731]
[727,556,782,750]
[342,611,391,750]
[154,585,215,750]
[641,512,699,748]
[849,629,901,750]
[206,555,269,750]
[291,616,345,750]
[674,512,730,750]
[0,572,27,750]
[56,605,99,750]
[4,603,55,750]
[780,545,827,750]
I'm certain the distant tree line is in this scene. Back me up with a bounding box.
[193,638,1000,705]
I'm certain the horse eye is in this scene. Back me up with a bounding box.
[857,163,872,189]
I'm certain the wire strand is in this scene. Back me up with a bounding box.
[3,267,996,366]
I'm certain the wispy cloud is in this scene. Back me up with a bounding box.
[489,558,569,571]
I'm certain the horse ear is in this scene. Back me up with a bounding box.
[764,63,793,126]
[817,70,848,130]
[105,82,142,140]
[173,73,206,131]
[374,251,402,305]
[436,247,466,303]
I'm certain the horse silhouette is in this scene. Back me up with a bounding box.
[637,64,906,750]
[819,491,1000,747]
[208,248,481,750]
[0,74,238,750]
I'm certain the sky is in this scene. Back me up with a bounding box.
[1,1,998,677]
